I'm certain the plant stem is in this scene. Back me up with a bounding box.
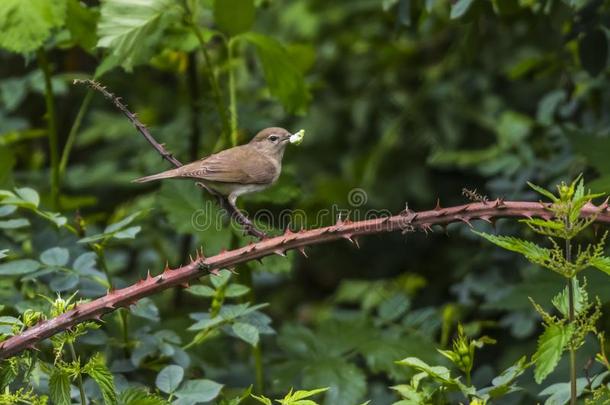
[185,3,231,141]
[37,50,60,209]
[565,236,577,405]
[238,267,264,392]
[95,245,131,356]
[228,38,238,147]
[68,342,87,405]
[59,90,94,178]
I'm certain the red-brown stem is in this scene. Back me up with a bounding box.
[1,199,609,359]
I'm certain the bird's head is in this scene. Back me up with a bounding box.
[249,127,294,160]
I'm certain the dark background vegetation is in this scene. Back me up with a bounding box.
[1,0,610,403]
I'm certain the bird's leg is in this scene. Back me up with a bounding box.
[195,183,266,240]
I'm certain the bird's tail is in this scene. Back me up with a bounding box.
[132,169,179,183]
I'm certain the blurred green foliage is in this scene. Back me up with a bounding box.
[1,0,610,404]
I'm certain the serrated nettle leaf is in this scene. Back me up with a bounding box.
[532,323,573,384]
[156,365,184,394]
[251,393,273,405]
[0,0,67,54]
[551,278,587,317]
[239,32,311,114]
[210,269,232,288]
[49,369,71,405]
[40,247,70,267]
[473,231,551,264]
[214,0,255,36]
[232,322,259,346]
[280,387,329,404]
[97,0,180,70]
[589,256,610,276]
[174,379,223,403]
[0,259,40,275]
[83,353,117,405]
[224,283,250,298]
[527,182,558,202]
[118,387,168,405]
[186,285,216,297]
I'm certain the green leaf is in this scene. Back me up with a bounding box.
[589,256,610,276]
[40,247,70,267]
[158,182,232,254]
[130,297,160,322]
[83,353,117,405]
[232,322,259,346]
[118,387,169,405]
[579,28,608,77]
[527,182,558,202]
[551,278,587,317]
[0,205,16,217]
[105,211,142,233]
[0,361,17,390]
[532,323,573,384]
[225,283,250,298]
[0,259,40,275]
[397,357,475,397]
[97,0,179,71]
[301,359,366,405]
[186,285,216,297]
[0,250,7,260]
[497,111,532,147]
[450,0,475,19]
[156,365,184,394]
[66,0,99,51]
[79,211,143,243]
[173,379,223,404]
[0,0,67,53]
[113,225,141,239]
[0,218,30,229]
[473,232,551,264]
[214,0,255,36]
[250,394,273,405]
[279,387,329,405]
[240,32,311,114]
[73,252,97,273]
[210,269,232,289]
[49,369,72,405]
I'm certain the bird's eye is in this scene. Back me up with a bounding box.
[268,135,278,142]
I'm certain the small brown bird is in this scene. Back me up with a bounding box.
[133,127,301,206]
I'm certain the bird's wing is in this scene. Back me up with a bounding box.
[176,147,277,184]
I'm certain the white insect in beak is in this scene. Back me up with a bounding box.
[289,129,305,145]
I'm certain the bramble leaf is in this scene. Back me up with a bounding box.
[240,32,311,114]
[0,0,67,54]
